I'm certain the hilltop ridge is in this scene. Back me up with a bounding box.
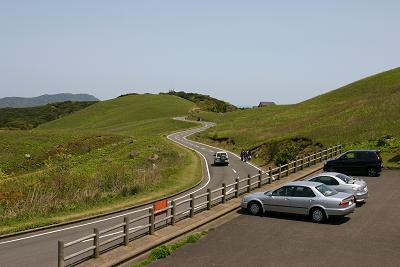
[0,93,98,108]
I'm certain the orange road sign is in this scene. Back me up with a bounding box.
[153,199,168,214]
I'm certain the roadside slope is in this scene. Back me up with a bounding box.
[0,94,202,234]
[194,67,400,166]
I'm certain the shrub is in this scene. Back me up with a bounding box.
[149,245,171,260]
[274,145,297,166]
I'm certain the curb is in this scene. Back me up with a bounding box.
[0,122,211,240]
[86,165,323,267]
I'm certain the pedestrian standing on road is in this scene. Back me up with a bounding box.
[240,150,244,161]
[247,150,252,161]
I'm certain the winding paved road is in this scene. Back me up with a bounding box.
[0,119,260,267]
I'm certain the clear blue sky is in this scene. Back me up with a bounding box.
[1,1,399,106]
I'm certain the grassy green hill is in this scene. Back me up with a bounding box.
[193,67,400,167]
[160,91,237,113]
[0,94,200,234]
[0,101,96,130]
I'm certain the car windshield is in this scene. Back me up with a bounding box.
[216,153,227,158]
[316,184,338,197]
[335,173,352,183]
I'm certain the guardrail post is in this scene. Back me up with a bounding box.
[94,228,99,258]
[190,193,194,218]
[149,208,155,235]
[278,164,281,180]
[222,183,226,203]
[258,170,262,188]
[207,189,211,210]
[58,240,64,267]
[247,175,251,193]
[268,167,272,184]
[171,200,176,225]
[307,154,310,167]
[339,144,342,154]
[123,216,129,246]
[301,157,304,170]
[294,159,297,173]
[235,178,239,197]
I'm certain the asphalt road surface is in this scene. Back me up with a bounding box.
[150,170,400,267]
[0,119,260,267]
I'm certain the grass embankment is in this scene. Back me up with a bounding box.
[0,94,202,234]
[192,67,400,167]
[132,231,208,267]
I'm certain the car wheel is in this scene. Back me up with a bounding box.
[367,167,378,177]
[248,201,262,216]
[310,208,326,223]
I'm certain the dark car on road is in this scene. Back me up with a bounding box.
[323,150,382,176]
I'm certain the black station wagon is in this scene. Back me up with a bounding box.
[323,150,383,177]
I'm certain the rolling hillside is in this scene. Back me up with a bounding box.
[0,94,200,234]
[193,67,400,166]
[0,101,97,130]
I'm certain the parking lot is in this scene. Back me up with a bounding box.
[150,170,400,267]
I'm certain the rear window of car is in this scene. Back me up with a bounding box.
[316,184,338,197]
[335,173,351,183]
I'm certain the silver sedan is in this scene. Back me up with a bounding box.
[241,181,356,222]
[305,172,368,203]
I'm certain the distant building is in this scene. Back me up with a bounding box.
[258,101,276,107]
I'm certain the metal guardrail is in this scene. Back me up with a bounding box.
[58,145,342,267]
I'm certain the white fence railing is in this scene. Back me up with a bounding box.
[58,145,342,267]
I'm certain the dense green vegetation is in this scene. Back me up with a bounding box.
[0,94,201,234]
[192,67,400,167]
[0,101,96,130]
[161,91,237,113]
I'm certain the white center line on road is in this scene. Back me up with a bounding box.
[226,188,234,194]
[232,169,237,174]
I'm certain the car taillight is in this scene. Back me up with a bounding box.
[339,197,354,206]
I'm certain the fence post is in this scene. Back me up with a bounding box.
[278,164,281,180]
[149,208,155,235]
[268,167,272,184]
[301,156,304,170]
[58,240,64,267]
[339,144,342,154]
[94,228,99,258]
[123,216,129,246]
[294,159,297,173]
[171,200,176,225]
[222,183,226,203]
[190,193,194,218]
[207,189,211,210]
[258,170,262,188]
[235,178,239,197]
[247,174,251,193]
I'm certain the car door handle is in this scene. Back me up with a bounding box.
[309,199,314,202]
[284,198,289,200]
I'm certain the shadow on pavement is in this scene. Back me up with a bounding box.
[236,208,351,225]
